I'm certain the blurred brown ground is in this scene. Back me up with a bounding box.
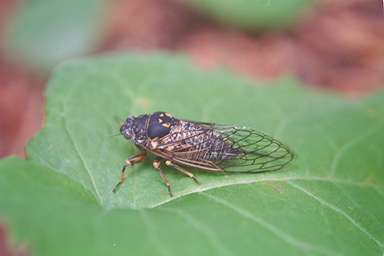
[0,0,383,158]
[0,224,28,256]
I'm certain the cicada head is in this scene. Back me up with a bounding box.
[120,114,149,145]
[120,112,177,147]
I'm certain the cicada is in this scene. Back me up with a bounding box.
[112,112,294,196]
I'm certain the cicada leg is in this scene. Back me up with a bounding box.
[112,152,146,193]
[164,160,200,185]
[153,158,173,197]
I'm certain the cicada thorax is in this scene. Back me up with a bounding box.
[140,112,175,149]
[146,112,176,139]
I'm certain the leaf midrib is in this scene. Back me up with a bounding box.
[150,175,383,208]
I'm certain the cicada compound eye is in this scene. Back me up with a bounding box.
[120,118,134,139]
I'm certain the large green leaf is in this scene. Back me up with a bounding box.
[26,53,384,210]
[5,53,382,255]
[5,0,105,70]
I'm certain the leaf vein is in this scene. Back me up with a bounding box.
[201,193,339,256]
[162,207,234,256]
[154,175,382,208]
[139,211,172,256]
[288,181,384,249]
[63,119,103,203]
[329,125,382,176]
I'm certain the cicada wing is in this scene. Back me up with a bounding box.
[176,121,294,173]
[213,126,294,173]
[153,119,294,173]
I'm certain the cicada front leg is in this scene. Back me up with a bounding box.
[112,151,146,193]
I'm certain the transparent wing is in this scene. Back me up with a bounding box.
[213,125,294,173]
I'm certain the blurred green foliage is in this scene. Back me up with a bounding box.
[186,0,316,30]
[6,0,105,70]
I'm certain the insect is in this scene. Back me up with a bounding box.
[112,112,294,197]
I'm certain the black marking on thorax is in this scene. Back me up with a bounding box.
[147,112,177,139]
